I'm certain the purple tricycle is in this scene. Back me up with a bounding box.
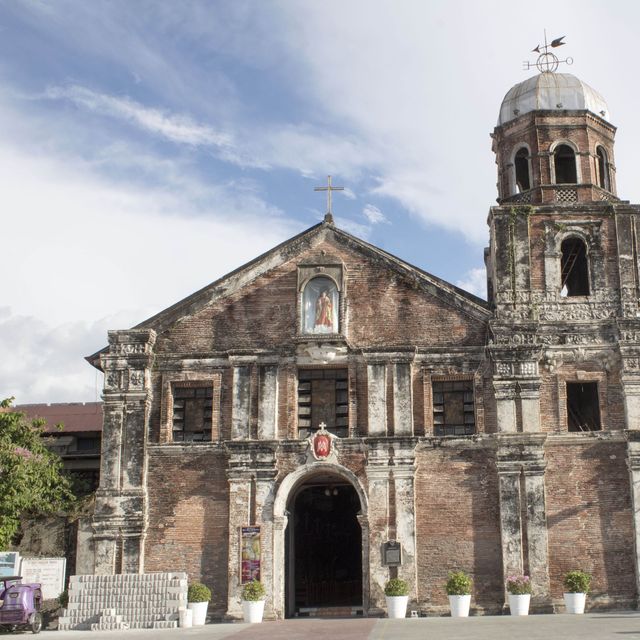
[0,576,43,634]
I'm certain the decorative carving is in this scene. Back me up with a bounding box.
[519,362,537,376]
[105,370,122,390]
[129,370,144,388]
[495,362,513,376]
[111,343,147,355]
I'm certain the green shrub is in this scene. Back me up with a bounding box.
[384,578,409,597]
[445,571,472,596]
[563,570,591,594]
[241,580,265,601]
[188,582,212,603]
[57,589,69,608]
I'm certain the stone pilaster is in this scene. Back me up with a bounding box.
[225,449,252,618]
[393,362,414,436]
[225,443,277,619]
[367,363,387,435]
[523,464,550,603]
[496,461,523,582]
[496,434,550,609]
[392,440,418,609]
[494,381,518,433]
[93,329,155,575]
[258,364,278,440]
[627,437,640,602]
[519,379,542,433]
[231,364,251,440]
[365,441,390,613]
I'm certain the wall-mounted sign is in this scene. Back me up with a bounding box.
[382,541,402,566]
[20,557,66,599]
[240,526,261,584]
[0,551,20,577]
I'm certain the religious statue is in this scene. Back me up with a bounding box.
[314,289,334,330]
[302,276,338,334]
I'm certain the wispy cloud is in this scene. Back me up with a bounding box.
[362,204,389,225]
[45,84,233,148]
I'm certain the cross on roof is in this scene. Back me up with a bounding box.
[314,175,344,223]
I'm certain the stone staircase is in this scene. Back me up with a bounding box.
[58,572,188,631]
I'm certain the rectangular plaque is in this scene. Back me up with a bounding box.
[382,541,402,566]
[20,557,66,599]
[0,551,20,577]
[240,526,261,584]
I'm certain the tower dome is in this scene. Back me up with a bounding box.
[498,72,610,126]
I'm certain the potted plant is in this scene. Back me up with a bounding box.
[506,575,531,616]
[563,570,591,614]
[187,582,211,626]
[384,578,409,619]
[445,571,472,617]
[241,580,266,623]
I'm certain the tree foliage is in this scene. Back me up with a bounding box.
[0,398,75,548]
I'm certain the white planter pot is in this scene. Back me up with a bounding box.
[564,592,586,614]
[188,601,208,626]
[242,599,265,623]
[385,595,408,619]
[508,593,530,616]
[448,594,471,617]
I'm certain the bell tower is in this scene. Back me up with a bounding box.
[485,47,640,602]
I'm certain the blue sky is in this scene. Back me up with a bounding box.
[2,0,640,403]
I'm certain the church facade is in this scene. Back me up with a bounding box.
[87,68,640,617]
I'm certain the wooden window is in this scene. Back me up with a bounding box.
[567,382,601,431]
[596,146,610,191]
[298,369,348,438]
[172,386,213,442]
[432,379,475,436]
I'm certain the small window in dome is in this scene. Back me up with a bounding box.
[514,147,530,192]
[554,145,577,184]
[596,146,610,191]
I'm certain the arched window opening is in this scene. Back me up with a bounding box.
[596,147,610,191]
[560,237,590,296]
[554,144,577,184]
[514,147,530,192]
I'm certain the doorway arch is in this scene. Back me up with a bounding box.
[272,463,369,618]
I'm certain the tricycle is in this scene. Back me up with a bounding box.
[0,576,43,634]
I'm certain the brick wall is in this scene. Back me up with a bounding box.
[145,448,229,617]
[414,444,503,610]
[545,440,636,604]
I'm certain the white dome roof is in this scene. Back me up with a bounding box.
[498,73,610,125]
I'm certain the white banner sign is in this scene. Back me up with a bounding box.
[19,557,66,600]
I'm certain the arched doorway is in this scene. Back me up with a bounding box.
[285,473,363,616]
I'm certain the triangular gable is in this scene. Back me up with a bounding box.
[87,219,490,367]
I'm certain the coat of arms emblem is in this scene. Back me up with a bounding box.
[308,423,337,461]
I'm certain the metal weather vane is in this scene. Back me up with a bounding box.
[523,31,573,74]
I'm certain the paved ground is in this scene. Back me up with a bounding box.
[40,612,640,640]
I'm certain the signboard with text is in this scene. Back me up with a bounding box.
[240,526,261,584]
[20,557,66,599]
